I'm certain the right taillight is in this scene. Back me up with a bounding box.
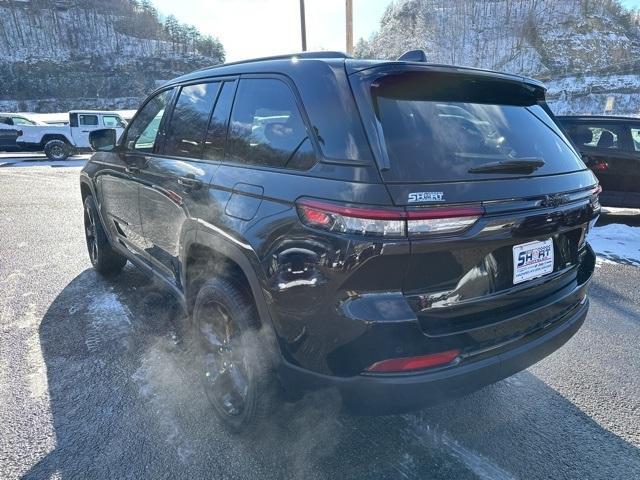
[296,198,483,238]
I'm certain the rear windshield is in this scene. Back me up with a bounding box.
[373,74,585,183]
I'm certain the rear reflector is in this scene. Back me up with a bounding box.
[365,349,461,373]
[297,199,482,238]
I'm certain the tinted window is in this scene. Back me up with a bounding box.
[164,82,220,158]
[373,77,584,182]
[203,81,235,161]
[125,89,172,153]
[629,127,640,152]
[103,115,126,128]
[563,122,623,150]
[79,114,99,126]
[227,78,310,169]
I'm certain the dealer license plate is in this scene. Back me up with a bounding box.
[512,239,554,285]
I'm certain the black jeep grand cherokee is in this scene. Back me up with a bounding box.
[80,52,599,430]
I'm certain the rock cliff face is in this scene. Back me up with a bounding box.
[355,0,640,115]
[0,0,225,112]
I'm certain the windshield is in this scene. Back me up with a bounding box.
[374,78,585,183]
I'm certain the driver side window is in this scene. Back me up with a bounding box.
[125,89,173,153]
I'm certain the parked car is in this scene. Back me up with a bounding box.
[80,52,599,431]
[0,113,46,151]
[0,112,46,127]
[17,110,127,160]
[0,122,22,151]
[558,115,640,208]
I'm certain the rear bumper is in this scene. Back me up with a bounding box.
[278,298,588,414]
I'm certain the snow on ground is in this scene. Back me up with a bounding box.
[589,224,640,267]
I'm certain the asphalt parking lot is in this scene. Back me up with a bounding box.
[1,159,639,480]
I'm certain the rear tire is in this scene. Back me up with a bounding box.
[83,195,127,276]
[44,139,71,161]
[191,278,278,432]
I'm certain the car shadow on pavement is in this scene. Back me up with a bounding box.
[23,266,640,480]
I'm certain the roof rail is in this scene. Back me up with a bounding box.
[195,51,350,72]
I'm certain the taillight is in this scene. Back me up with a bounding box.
[406,206,484,236]
[591,161,608,172]
[590,184,602,211]
[296,199,483,238]
[365,349,461,373]
[297,199,406,237]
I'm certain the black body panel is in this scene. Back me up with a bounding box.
[80,53,599,412]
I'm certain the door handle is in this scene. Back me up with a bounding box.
[177,176,203,190]
[125,165,140,174]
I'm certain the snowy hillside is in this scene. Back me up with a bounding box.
[0,0,225,112]
[355,0,640,116]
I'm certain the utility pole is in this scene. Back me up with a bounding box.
[345,0,353,55]
[299,0,307,51]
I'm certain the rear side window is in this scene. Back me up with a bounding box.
[79,114,99,126]
[164,82,220,158]
[372,73,584,183]
[226,78,312,169]
[563,123,623,150]
[12,116,35,125]
[125,89,173,153]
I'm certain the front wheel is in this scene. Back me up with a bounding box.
[192,278,278,432]
[43,139,71,161]
[83,195,127,275]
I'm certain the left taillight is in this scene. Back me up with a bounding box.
[297,199,406,237]
[296,199,483,238]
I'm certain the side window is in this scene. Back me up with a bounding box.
[79,114,99,126]
[164,82,220,158]
[125,89,173,153]
[226,78,311,169]
[630,126,640,152]
[203,81,236,161]
[565,123,622,150]
[102,115,126,128]
[12,116,35,126]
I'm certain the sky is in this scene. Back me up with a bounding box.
[150,0,640,62]
[150,0,394,61]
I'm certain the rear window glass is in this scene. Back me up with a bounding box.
[373,76,584,183]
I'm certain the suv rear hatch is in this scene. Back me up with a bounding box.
[348,65,599,354]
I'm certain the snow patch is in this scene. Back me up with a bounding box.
[85,291,132,353]
[588,224,640,267]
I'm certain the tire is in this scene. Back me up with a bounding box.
[83,195,127,276]
[191,278,278,432]
[43,139,71,161]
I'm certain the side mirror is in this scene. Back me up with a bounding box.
[89,128,117,151]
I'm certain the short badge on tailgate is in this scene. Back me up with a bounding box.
[408,192,444,203]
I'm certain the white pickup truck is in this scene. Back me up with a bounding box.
[16,110,127,160]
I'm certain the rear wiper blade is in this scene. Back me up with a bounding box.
[467,158,545,174]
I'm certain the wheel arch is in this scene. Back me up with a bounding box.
[182,228,274,334]
[41,134,72,146]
